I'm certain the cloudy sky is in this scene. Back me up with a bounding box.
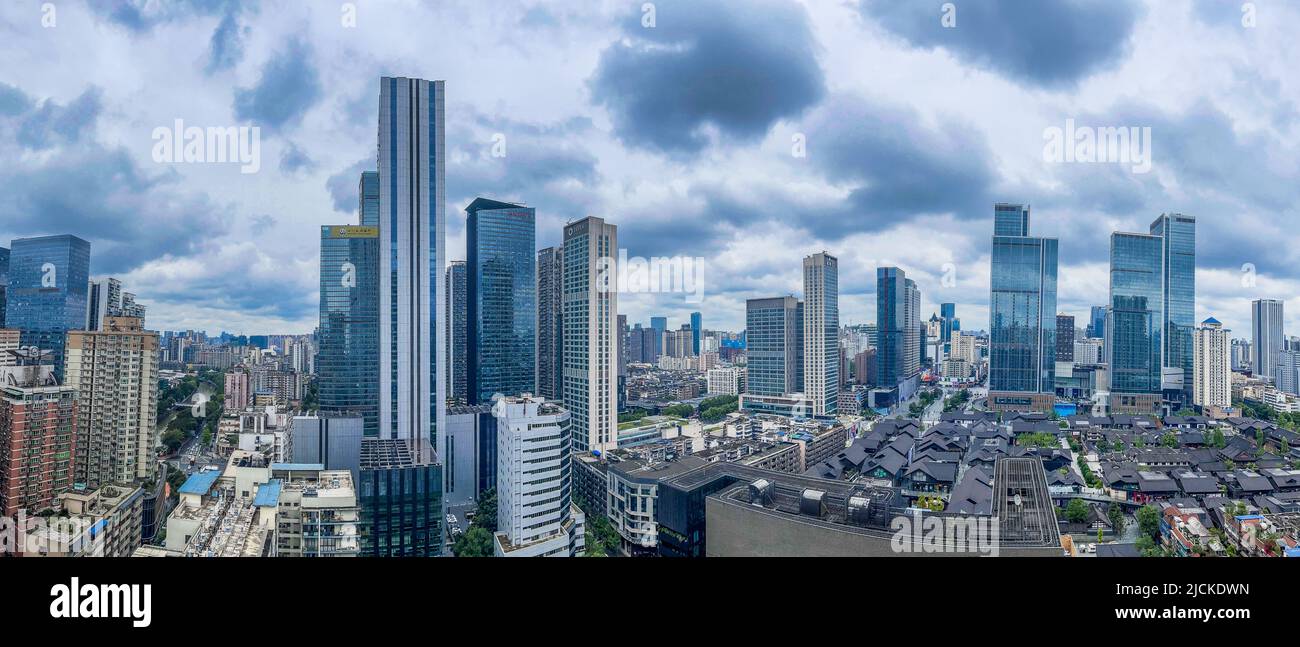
[1,0,1297,339]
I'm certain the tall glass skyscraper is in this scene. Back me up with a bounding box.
[318,225,380,436]
[1252,299,1284,380]
[445,260,467,405]
[744,297,802,397]
[650,316,667,358]
[5,235,91,379]
[988,205,1058,411]
[358,170,380,227]
[465,198,536,405]
[377,76,445,450]
[1108,232,1163,397]
[690,311,702,356]
[1088,305,1107,339]
[0,246,9,328]
[876,267,920,392]
[1151,213,1196,400]
[939,302,956,353]
[536,247,563,401]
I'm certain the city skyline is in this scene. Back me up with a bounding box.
[1,1,1297,341]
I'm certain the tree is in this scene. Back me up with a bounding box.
[1065,498,1089,524]
[1211,429,1226,448]
[1107,503,1126,534]
[1136,535,1158,557]
[474,488,498,533]
[1161,432,1178,448]
[452,526,494,557]
[1137,505,1161,539]
[662,404,694,418]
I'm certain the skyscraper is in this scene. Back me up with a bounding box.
[377,76,445,450]
[318,225,380,436]
[1151,213,1196,401]
[690,311,702,356]
[0,246,8,328]
[1252,299,1284,381]
[1107,231,1163,412]
[1277,350,1300,396]
[536,247,563,401]
[563,217,618,454]
[803,253,838,416]
[4,235,91,379]
[65,316,159,487]
[465,198,536,405]
[1055,314,1075,363]
[744,296,802,396]
[445,260,467,405]
[650,316,667,359]
[876,267,920,403]
[85,277,122,332]
[358,170,380,227]
[940,302,956,354]
[1193,317,1230,410]
[1087,305,1107,340]
[988,204,1057,412]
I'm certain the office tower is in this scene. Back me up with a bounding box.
[852,349,876,386]
[650,316,667,359]
[536,247,564,401]
[290,414,365,482]
[0,351,78,516]
[1107,231,1163,411]
[224,369,250,412]
[1056,314,1075,363]
[617,314,628,412]
[690,311,702,356]
[0,246,8,327]
[877,268,921,396]
[1088,305,1107,340]
[443,404,497,506]
[493,395,585,557]
[989,204,1058,412]
[1193,318,1231,409]
[803,253,838,415]
[64,317,159,488]
[627,324,645,363]
[562,217,618,454]
[445,260,468,405]
[1074,338,1104,365]
[1252,299,1284,380]
[357,437,443,556]
[1231,338,1251,372]
[4,235,91,379]
[318,225,380,436]
[993,202,1030,237]
[1277,350,1300,396]
[377,76,445,450]
[940,302,956,353]
[465,198,536,405]
[358,170,380,227]
[745,296,802,396]
[85,277,122,331]
[1150,213,1196,400]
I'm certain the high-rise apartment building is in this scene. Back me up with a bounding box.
[446,260,467,405]
[988,204,1057,412]
[465,198,535,405]
[536,247,564,401]
[318,225,380,436]
[1252,299,1284,381]
[0,353,78,516]
[377,76,445,451]
[4,235,91,379]
[562,217,618,454]
[85,277,122,331]
[492,395,584,557]
[1193,317,1231,409]
[803,252,838,415]
[224,368,250,412]
[1277,350,1300,396]
[65,316,160,487]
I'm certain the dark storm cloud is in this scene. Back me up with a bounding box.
[233,37,322,131]
[801,94,998,236]
[860,0,1140,88]
[588,0,825,154]
[0,86,229,274]
[16,87,103,150]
